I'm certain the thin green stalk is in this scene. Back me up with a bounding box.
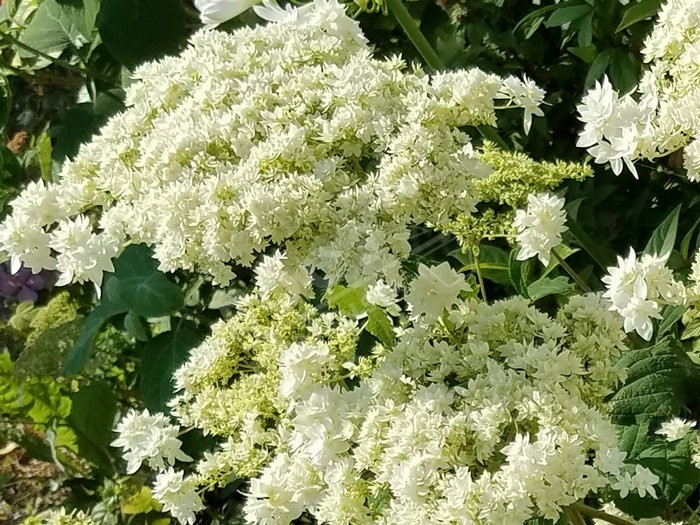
[385,0,445,72]
[568,502,637,525]
[472,248,488,303]
[552,248,592,293]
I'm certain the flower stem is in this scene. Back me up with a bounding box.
[568,502,637,525]
[385,0,445,72]
[552,248,592,293]
[565,508,587,525]
[472,248,488,303]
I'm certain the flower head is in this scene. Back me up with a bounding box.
[513,192,567,266]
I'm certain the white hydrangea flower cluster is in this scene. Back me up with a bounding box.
[577,0,700,181]
[224,292,637,525]
[111,409,193,474]
[0,0,543,293]
[656,417,697,441]
[513,192,568,266]
[602,248,686,340]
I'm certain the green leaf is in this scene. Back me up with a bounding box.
[108,244,184,318]
[637,435,700,506]
[36,131,53,182]
[454,245,511,285]
[514,5,558,34]
[682,319,700,340]
[657,305,685,337]
[541,245,579,278]
[566,216,616,269]
[18,0,97,65]
[124,312,148,341]
[609,338,698,424]
[98,0,195,68]
[139,323,205,413]
[609,49,639,94]
[644,204,681,258]
[326,286,368,318]
[527,276,575,301]
[617,420,652,460]
[52,91,125,161]
[584,50,613,89]
[616,0,662,32]
[326,285,395,346]
[680,215,700,261]
[545,3,592,27]
[63,299,128,375]
[68,381,117,471]
[569,44,596,63]
[508,250,531,298]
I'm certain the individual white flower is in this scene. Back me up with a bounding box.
[111,409,192,474]
[603,248,685,340]
[405,262,470,322]
[496,75,546,134]
[656,417,696,441]
[255,250,312,299]
[152,468,205,525]
[194,0,260,29]
[595,444,627,476]
[513,192,568,266]
[0,215,56,274]
[631,464,660,498]
[366,280,401,316]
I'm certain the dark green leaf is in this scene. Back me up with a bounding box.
[98,0,195,68]
[139,323,205,413]
[63,300,128,375]
[657,305,685,338]
[617,420,652,460]
[527,276,574,301]
[108,244,184,318]
[68,382,117,471]
[545,3,592,27]
[609,50,639,93]
[609,338,698,424]
[508,250,531,298]
[52,91,125,161]
[644,204,681,258]
[569,44,597,63]
[616,0,662,32]
[584,50,613,89]
[454,245,511,285]
[567,216,616,269]
[680,215,700,261]
[638,435,700,506]
[18,0,98,64]
[0,76,10,133]
[124,312,148,341]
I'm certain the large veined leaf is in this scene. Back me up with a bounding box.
[139,323,205,413]
[609,338,698,425]
[106,244,184,318]
[68,382,117,471]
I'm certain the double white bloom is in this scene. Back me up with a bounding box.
[513,192,568,266]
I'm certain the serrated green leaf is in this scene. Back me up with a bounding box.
[527,276,574,301]
[637,434,700,506]
[617,420,652,460]
[326,286,368,318]
[139,323,205,413]
[616,0,662,32]
[366,306,395,347]
[644,204,681,258]
[609,338,698,424]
